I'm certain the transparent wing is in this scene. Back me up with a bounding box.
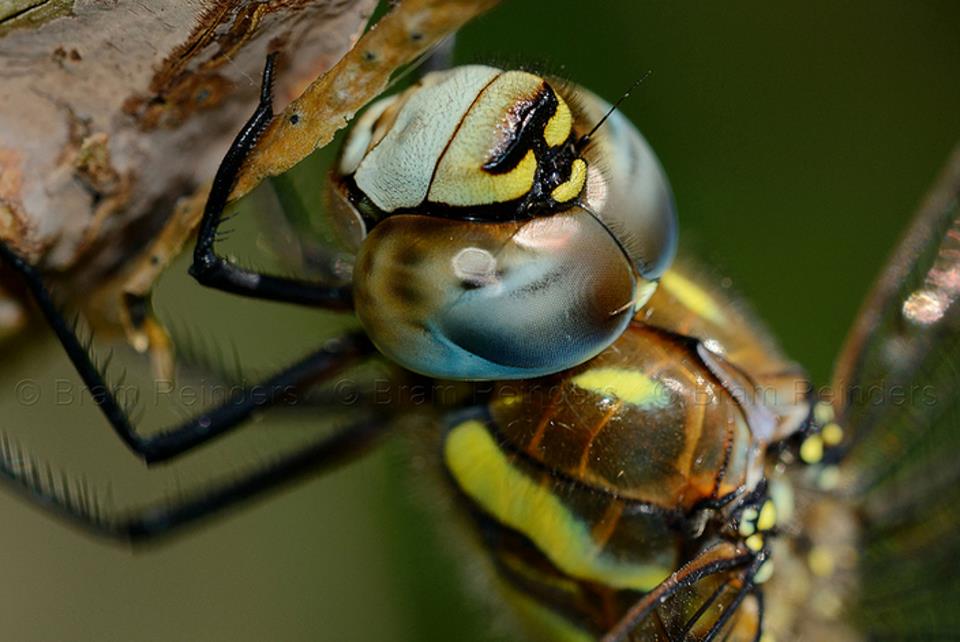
[830,143,960,637]
[831,141,960,504]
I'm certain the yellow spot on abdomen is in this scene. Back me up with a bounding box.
[813,400,835,425]
[757,499,777,531]
[769,477,795,525]
[754,559,774,584]
[571,367,670,408]
[821,422,844,446]
[808,546,835,577]
[445,420,670,591]
[745,533,765,552]
[660,270,725,325]
[800,434,824,464]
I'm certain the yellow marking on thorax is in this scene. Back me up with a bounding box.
[445,420,671,591]
[660,270,726,325]
[500,551,583,596]
[571,367,671,408]
[551,158,587,203]
[544,96,573,147]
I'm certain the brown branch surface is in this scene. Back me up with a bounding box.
[0,0,376,272]
[231,0,501,200]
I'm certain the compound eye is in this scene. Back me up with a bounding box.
[580,92,678,280]
[352,208,645,380]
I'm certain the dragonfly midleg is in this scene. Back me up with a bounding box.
[190,52,354,310]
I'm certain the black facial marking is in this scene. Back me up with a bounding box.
[479,82,584,218]
[482,85,557,175]
[339,80,586,230]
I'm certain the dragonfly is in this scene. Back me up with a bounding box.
[1,25,959,642]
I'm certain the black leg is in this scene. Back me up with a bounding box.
[601,543,760,642]
[190,52,353,310]
[0,240,374,464]
[0,237,393,541]
[0,53,391,541]
[1,405,391,542]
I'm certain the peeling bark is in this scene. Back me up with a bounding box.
[0,0,377,356]
[0,1,73,38]
[0,0,376,273]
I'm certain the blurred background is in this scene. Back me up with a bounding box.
[1,2,959,640]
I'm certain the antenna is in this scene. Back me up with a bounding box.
[577,70,652,149]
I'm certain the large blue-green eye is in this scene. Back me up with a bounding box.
[333,66,677,380]
[576,88,678,280]
[352,209,640,380]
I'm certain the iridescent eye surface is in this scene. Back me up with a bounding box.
[577,88,678,280]
[352,209,638,379]
[332,65,677,380]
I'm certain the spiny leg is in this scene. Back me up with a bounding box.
[1,402,391,542]
[0,53,399,539]
[190,52,353,309]
[1,245,400,541]
[0,240,376,464]
[0,48,390,464]
[0,238,398,540]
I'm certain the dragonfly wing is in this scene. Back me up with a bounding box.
[830,143,960,637]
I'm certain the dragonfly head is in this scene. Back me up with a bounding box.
[330,66,677,380]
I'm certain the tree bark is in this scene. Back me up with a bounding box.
[0,0,375,274]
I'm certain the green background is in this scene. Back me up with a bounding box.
[1,2,959,641]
